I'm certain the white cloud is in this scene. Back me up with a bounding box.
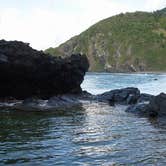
[0,0,166,50]
[0,8,71,50]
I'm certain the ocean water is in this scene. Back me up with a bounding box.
[0,73,166,165]
[82,72,166,95]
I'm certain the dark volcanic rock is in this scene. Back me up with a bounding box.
[126,103,149,116]
[125,93,166,117]
[125,93,153,116]
[0,95,81,111]
[0,91,94,111]
[21,95,81,111]
[137,93,154,103]
[146,93,166,117]
[97,87,140,105]
[0,40,89,99]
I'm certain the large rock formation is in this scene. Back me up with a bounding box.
[0,40,89,99]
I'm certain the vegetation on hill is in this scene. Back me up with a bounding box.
[45,8,166,72]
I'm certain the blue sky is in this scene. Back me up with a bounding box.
[0,0,166,50]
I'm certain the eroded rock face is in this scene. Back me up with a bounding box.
[0,40,89,99]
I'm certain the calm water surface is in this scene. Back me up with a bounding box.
[1,73,166,165]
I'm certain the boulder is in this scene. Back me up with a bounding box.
[125,93,154,116]
[0,40,89,99]
[126,103,150,116]
[96,87,140,105]
[146,93,166,117]
[125,93,166,117]
[137,93,154,103]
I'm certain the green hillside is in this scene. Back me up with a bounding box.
[45,8,166,72]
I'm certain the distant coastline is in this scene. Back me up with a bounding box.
[46,8,166,73]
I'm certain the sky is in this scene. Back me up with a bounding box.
[0,0,166,50]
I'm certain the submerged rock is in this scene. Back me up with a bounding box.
[0,40,89,99]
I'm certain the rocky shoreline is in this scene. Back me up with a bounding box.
[0,87,166,119]
[0,40,165,119]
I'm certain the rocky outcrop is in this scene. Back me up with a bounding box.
[126,93,166,117]
[0,77,165,119]
[126,103,149,116]
[137,93,154,103]
[0,40,89,99]
[14,95,82,111]
[146,93,166,117]
[0,91,93,111]
[96,87,140,105]
[0,87,141,111]
[126,93,154,114]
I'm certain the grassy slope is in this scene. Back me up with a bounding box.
[45,8,166,72]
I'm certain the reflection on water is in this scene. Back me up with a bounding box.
[1,103,166,165]
[1,72,166,165]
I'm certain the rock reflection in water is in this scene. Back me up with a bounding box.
[0,103,166,165]
[0,106,86,165]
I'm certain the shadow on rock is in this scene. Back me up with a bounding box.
[0,40,89,99]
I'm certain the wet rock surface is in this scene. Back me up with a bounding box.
[146,93,166,117]
[126,93,166,117]
[0,91,93,111]
[96,87,140,105]
[125,93,153,115]
[137,93,154,103]
[0,87,166,118]
[126,103,150,116]
[0,40,89,99]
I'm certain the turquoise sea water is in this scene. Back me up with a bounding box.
[0,73,166,165]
